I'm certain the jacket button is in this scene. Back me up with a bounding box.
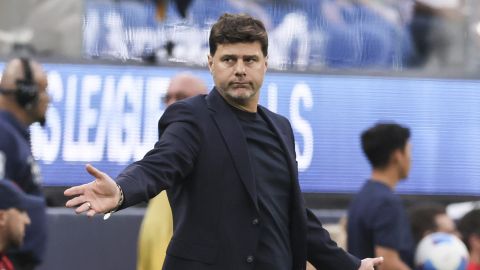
[246,255,254,263]
[252,218,259,225]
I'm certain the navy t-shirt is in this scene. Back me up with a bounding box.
[0,111,42,194]
[347,180,415,268]
[0,110,47,264]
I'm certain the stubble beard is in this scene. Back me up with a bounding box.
[27,104,47,127]
[223,85,256,106]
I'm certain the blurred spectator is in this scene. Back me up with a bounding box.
[137,72,208,270]
[0,58,49,270]
[0,180,40,270]
[359,0,414,26]
[318,0,414,68]
[409,0,465,69]
[83,0,420,70]
[347,123,414,270]
[458,209,480,270]
[409,203,458,246]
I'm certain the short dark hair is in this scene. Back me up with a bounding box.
[409,203,447,245]
[458,209,480,250]
[209,13,268,57]
[361,122,410,169]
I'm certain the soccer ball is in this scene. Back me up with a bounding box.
[415,232,469,270]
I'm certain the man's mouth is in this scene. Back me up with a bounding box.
[231,82,250,88]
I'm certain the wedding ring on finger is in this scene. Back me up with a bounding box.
[86,202,92,210]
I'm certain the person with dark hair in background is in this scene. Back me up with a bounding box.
[458,209,480,270]
[65,13,382,270]
[409,203,457,246]
[348,123,415,270]
[0,180,40,270]
[0,58,50,270]
[137,73,208,270]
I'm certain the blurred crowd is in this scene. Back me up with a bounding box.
[0,0,472,71]
[81,0,470,71]
[317,0,466,69]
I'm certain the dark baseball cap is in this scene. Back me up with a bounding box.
[0,180,43,211]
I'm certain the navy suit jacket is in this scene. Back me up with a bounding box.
[116,88,360,270]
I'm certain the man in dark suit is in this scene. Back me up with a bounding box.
[65,13,383,270]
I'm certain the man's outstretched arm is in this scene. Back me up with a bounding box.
[65,100,201,216]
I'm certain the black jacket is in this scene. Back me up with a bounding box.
[117,88,360,270]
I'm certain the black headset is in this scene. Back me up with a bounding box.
[0,58,39,108]
[15,58,39,107]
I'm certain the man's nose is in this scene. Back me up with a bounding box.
[234,60,246,75]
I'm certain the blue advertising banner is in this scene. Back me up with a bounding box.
[2,62,479,195]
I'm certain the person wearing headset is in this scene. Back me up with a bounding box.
[0,58,50,270]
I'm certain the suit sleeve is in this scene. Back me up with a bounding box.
[278,115,360,269]
[116,100,201,208]
[307,209,361,270]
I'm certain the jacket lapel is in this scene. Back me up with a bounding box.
[206,88,259,210]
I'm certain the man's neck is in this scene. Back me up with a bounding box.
[370,169,400,189]
[227,100,257,113]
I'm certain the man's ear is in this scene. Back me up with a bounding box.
[264,56,268,72]
[391,149,403,164]
[387,150,398,166]
[207,54,214,72]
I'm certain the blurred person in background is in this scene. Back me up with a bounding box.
[458,209,480,270]
[65,13,382,270]
[0,58,49,270]
[409,203,458,246]
[409,0,465,68]
[348,122,415,270]
[0,180,39,270]
[318,0,414,69]
[358,0,414,26]
[137,73,208,270]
